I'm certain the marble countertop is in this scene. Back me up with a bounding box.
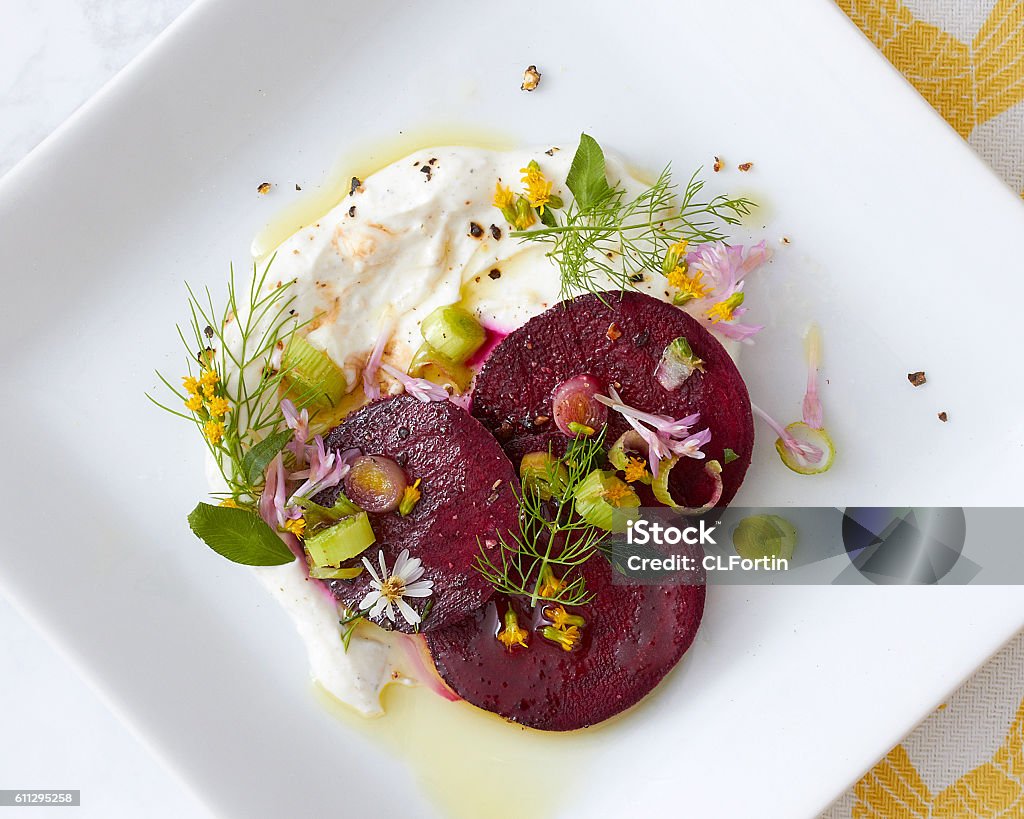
[0,2,209,816]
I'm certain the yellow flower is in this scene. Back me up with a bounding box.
[207,396,231,417]
[662,240,690,274]
[541,624,580,652]
[182,375,200,395]
[218,498,239,508]
[203,419,225,444]
[546,605,586,630]
[520,161,553,213]
[603,481,633,505]
[624,456,648,483]
[398,478,422,516]
[184,394,204,412]
[667,266,712,303]
[497,608,528,651]
[283,517,306,538]
[537,566,564,599]
[199,368,219,387]
[706,291,745,324]
[201,383,216,399]
[492,181,515,211]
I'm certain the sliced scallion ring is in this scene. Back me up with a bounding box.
[775,422,835,475]
[652,459,723,513]
[519,452,569,500]
[732,515,797,562]
[608,430,652,484]
[573,469,640,532]
[408,342,474,394]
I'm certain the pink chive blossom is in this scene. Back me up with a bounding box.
[594,386,711,478]
[259,453,289,530]
[362,325,392,401]
[685,240,769,343]
[751,403,824,464]
[288,435,352,502]
[380,363,449,403]
[802,324,823,429]
[280,398,311,465]
[751,325,828,465]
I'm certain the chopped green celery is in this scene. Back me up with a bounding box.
[303,512,375,568]
[283,333,347,408]
[419,305,486,363]
[573,470,640,532]
[519,452,569,500]
[408,342,473,393]
[296,493,362,529]
[330,492,362,516]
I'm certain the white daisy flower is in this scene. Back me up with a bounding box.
[359,548,434,626]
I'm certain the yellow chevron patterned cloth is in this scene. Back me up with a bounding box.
[838,0,1024,195]
[822,633,1024,817]
[821,5,1024,816]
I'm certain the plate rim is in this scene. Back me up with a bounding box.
[2,1,1022,817]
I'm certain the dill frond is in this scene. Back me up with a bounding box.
[514,164,754,301]
[148,256,308,507]
[475,431,608,606]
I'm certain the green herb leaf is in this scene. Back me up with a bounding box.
[565,133,612,211]
[241,429,294,486]
[339,609,364,652]
[723,448,739,464]
[187,502,295,566]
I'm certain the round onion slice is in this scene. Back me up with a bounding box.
[343,455,408,513]
[551,374,608,437]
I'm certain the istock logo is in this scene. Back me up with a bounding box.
[625,518,718,546]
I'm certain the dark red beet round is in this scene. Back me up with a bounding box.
[425,556,705,731]
[471,291,754,508]
[314,395,519,633]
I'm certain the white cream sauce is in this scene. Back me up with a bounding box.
[262,145,691,384]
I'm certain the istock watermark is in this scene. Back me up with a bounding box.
[608,507,1022,586]
[626,518,719,547]
[623,518,788,575]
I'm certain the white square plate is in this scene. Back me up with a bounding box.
[2,1,1023,816]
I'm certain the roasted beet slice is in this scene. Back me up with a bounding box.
[472,291,754,508]
[425,556,705,731]
[313,395,519,633]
